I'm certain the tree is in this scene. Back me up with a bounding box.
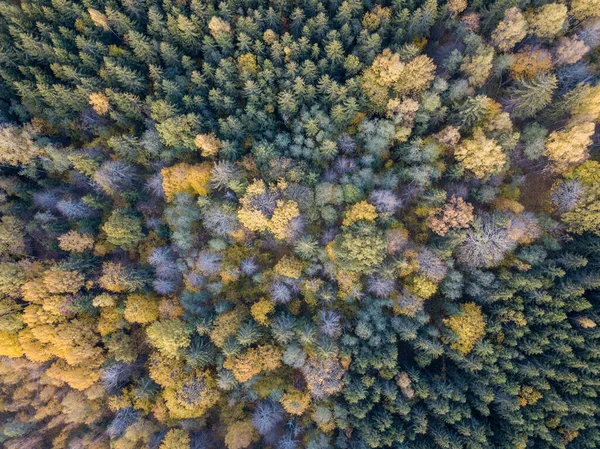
[560,161,600,235]
[457,214,515,267]
[361,50,435,113]
[0,262,25,298]
[506,74,557,118]
[569,84,600,123]
[332,223,387,273]
[208,16,231,38]
[526,3,567,39]
[161,369,220,419]
[454,128,506,178]
[124,294,160,324]
[443,303,486,355]
[237,180,300,240]
[280,389,311,416]
[222,345,282,382]
[544,121,595,172]
[103,209,144,250]
[448,0,467,16]
[427,196,474,236]
[553,37,589,66]
[570,0,600,21]
[146,319,191,358]
[160,429,190,449]
[274,256,303,279]
[89,92,110,115]
[43,268,85,294]
[509,47,553,80]
[194,133,221,158]
[0,125,42,166]
[224,421,256,449]
[0,216,25,255]
[460,47,494,88]
[98,262,144,293]
[491,8,527,52]
[58,231,95,252]
[0,331,24,357]
[250,299,274,326]
[301,356,345,399]
[342,201,378,226]
[93,161,138,196]
[252,401,284,435]
[161,163,212,202]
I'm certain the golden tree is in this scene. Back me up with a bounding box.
[526,3,567,39]
[161,163,212,201]
[443,303,486,355]
[454,128,506,178]
[160,429,190,449]
[194,133,222,157]
[225,421,257,449]
[58,231,95,252]
[223,345,282,382]
[124,293,160,324]
[460,47,494,88]
[280,389,311,415]
[545,122,595,173]
[342,201,378,226]
[89,92,110,115]
[491,7,528,52]
[570,0,600,21]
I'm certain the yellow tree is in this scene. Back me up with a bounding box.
[569,84,600,124]
[0,125,42,166]
[460,47,494,88]
[161,163,212,201]
[194,133,221,157]
[251,299,274,325]
[560,161,600,235]
[280,389,311,415]
[146,319,191,358]
[160,429,190,449]
[58,231,95,252]
[454,128,506,178]
[223,345,282,382]
[570,0,600,21]
[237,180,300,240]
[124,293,160,324]
[162,369,220,419]
[545,122,595,173]
[526,3,567,39]
[491,7,528,52]
[443,303,486,355]
[342,201,378,226]
[225,421,257,449]
[361,50,435,113]
[89,92,110,115]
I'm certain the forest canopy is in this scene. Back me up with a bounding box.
[0,0,599,448]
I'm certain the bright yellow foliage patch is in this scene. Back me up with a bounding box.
[343,201,378,226]
[455,128,506,178]
[237,180,300,239]
[444,303,486,355]
[274,255,303,279]
[194,133,221,157]
[251,298,274,325]
[223,344,282,382]
[280,389,311,415]
[161,162,212,201]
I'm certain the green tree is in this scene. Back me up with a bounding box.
[103,209,144,250]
